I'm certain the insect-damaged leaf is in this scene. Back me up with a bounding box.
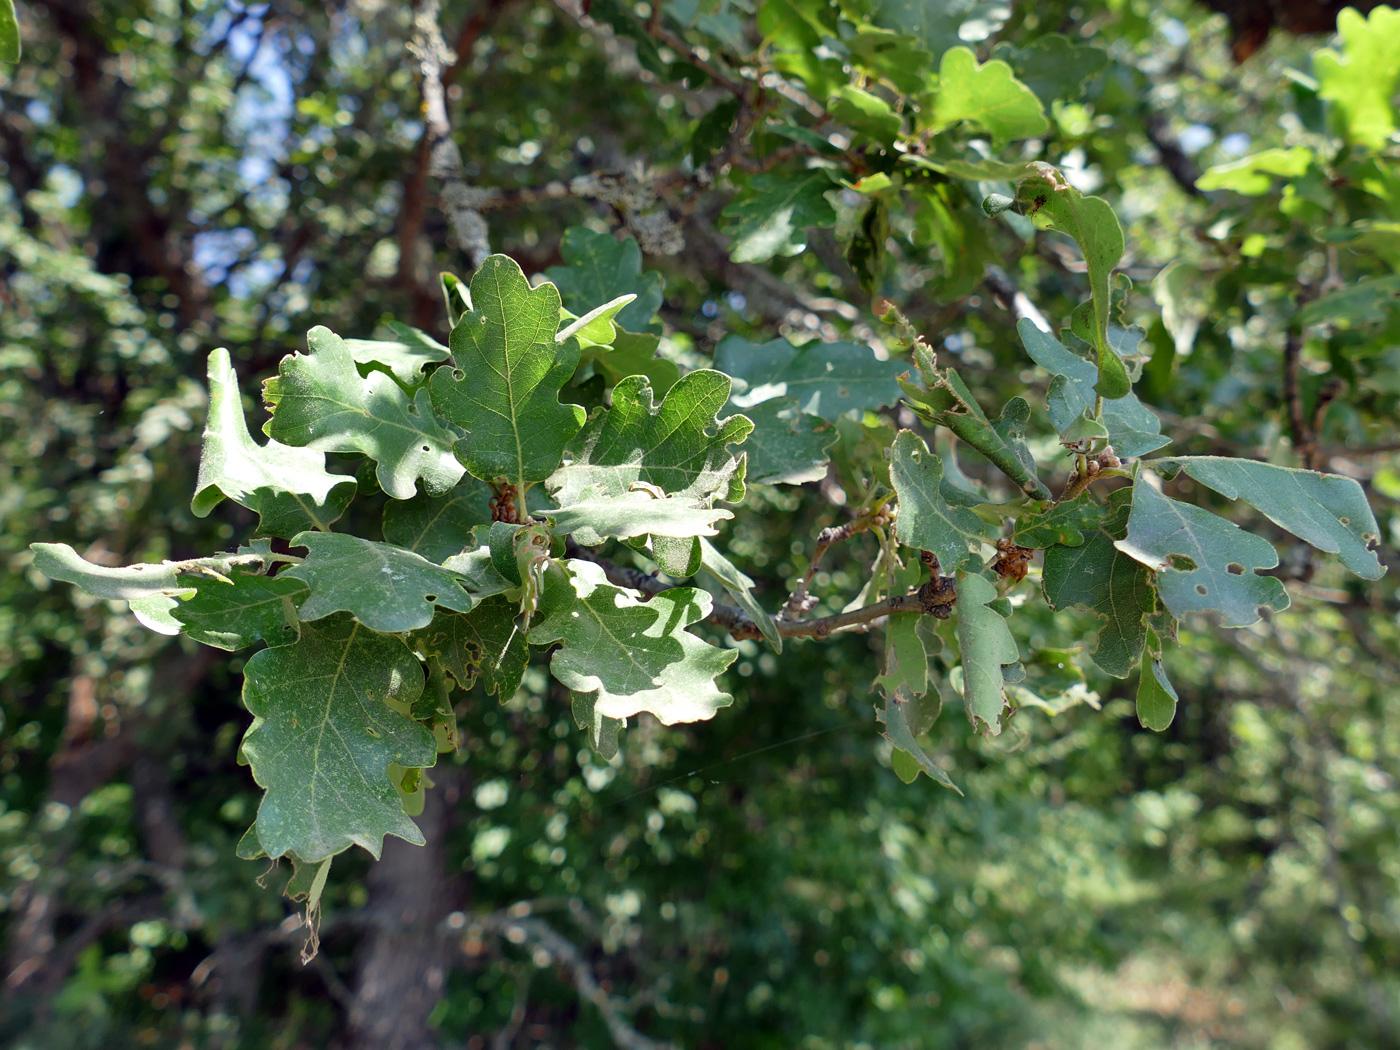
[413,596,528,701]
[889,430,987,573]
[429,255,587,489]
[955,572,1019,735]
[1041,490,1157,678]
[1114,479,1290,628]
[241,615,437,862]
[193,349,357,536]
[1148,457,1385,580]
[263,327,465,500]
[527,560,736,725]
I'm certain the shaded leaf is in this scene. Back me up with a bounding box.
[1295,274,1400,328]
[720,171,837,263]
[413,596,527,700]
[581,330,680,396]
[193,349,356,536]
[1011,493,1105,549]
[699,537,782,651]
[990,34,1107,103]
[174,571,307,651]
[716,335,904,420]
[736,398,837,486]
[889,430,987,572]
[1136,628,1178,731]
[546,227,664,333]
[1114,480,1290,628]
[1042,490,1157,678]
[528,560,737,724]
[955,572,1018,735]
[866,0,1008,56]
[429,255,587,489]
[877,689,958,791]
[264,327,464,500]
[241,615,436,862]
[1018,319,1168,457]
[929,46,1048,143]
[1149,457,1384,580]
[381,477,493,562]
[342,321,451,388]
[830,85,903,144]
[573,693,623,760]
[285,532,490,634]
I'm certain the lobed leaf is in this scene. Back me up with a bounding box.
[1011,493,1105,549]
[545,227,664,333]
[413,596,528,700]
[241,615,437,862]
[193,349,357,536]
[173,571,307,651]
[889,430,987,572]
[264,327,464,500]
[954,573,1019,735]
[527,560,737,725]
[546,493,734,544]
[1114,480,1290,628]
[342,321,451,388]
[720,171,837,263]
[928,46,1048,143]
[740,398,838,485]
[1314,6,1400,151]
[381,477,493,563]
[429,255,587,490]
[715,335,905,420]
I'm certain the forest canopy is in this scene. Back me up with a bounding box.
[2,0,1399,1047]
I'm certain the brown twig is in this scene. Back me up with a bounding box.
[783,507,889,618]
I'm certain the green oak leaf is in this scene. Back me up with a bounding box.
[193,349,357,536]
[889,430,987,572]
[381,477,493,563]
[263,326,464,501]
[652,535,702,578]
[528,560,737,724]
[928,46,1048,144]
[285,532,490,633]
[573,693,623,760]
[429,255,587,489]
[413,596,528,700]
[173,570,307,651]
[715,335,905,420]
[876,613,928,704]
[342,321,451,388]
[1018,319,1168,457]
[1114,480,1290,628]
[847,26,933,95]
[1042,490,1157,678]
[1010,647,1092,715]
[1136,628,1178,732]
[1014,169,1129,399]
[955,572,1019,735]
[1011,493,1105,549]
[545,227,664,333]
[1314,6,1400,150]
[741,398,838,485]
[241,615,437,862]
[1148,457,1384,580]
[829,85,903,144]
[690,96,742,166]
[546,493,734,544]
[548,370,752,507]
[1295,275,1400,328]
[877,681,958,792]
[0,0,19,63]
[1196,147,1312,196]
[990,35,1108,103]
[720,171,837,263]
[698,537,781,651]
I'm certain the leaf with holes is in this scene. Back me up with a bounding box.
[173,571,307,651]
[1014,170,1129,399]
[264,327,464,500]
[284,533,494,634]
[429,255,587,489]
[1018,319,1168,457]
[241,615,436,862]
[955,572,1019,735]
[548,370,752,509]
[1042,491,1157,677]
[1149,457,1384,580]
[527,560,736,725]
[413,596,528,700]
[1115,480,1290,628]
[381,477,493,563]
[889,430,987,573]
[545,227,664,333]
[716,335,905,420]
[192,349,357,536]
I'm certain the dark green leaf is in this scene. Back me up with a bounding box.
[716,335,905,420]
[889,430,987,572]
[690,97,742,167]
[1011,494,1105,549]
[174,571,307,651]
[990,35,1108,104]
[413,596,528,700]
[241,615,436,862]
[381,477,493,563]
[545,227,665,333]
[1295,275,1400,328]
[720,171,837,263]
[740,398,838,485]
[955,572,1018,735]
[698,538,782,651]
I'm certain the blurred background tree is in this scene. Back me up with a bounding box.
[2,1,1398,1048]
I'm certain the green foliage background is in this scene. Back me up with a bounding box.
[2,0,1399,1048]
